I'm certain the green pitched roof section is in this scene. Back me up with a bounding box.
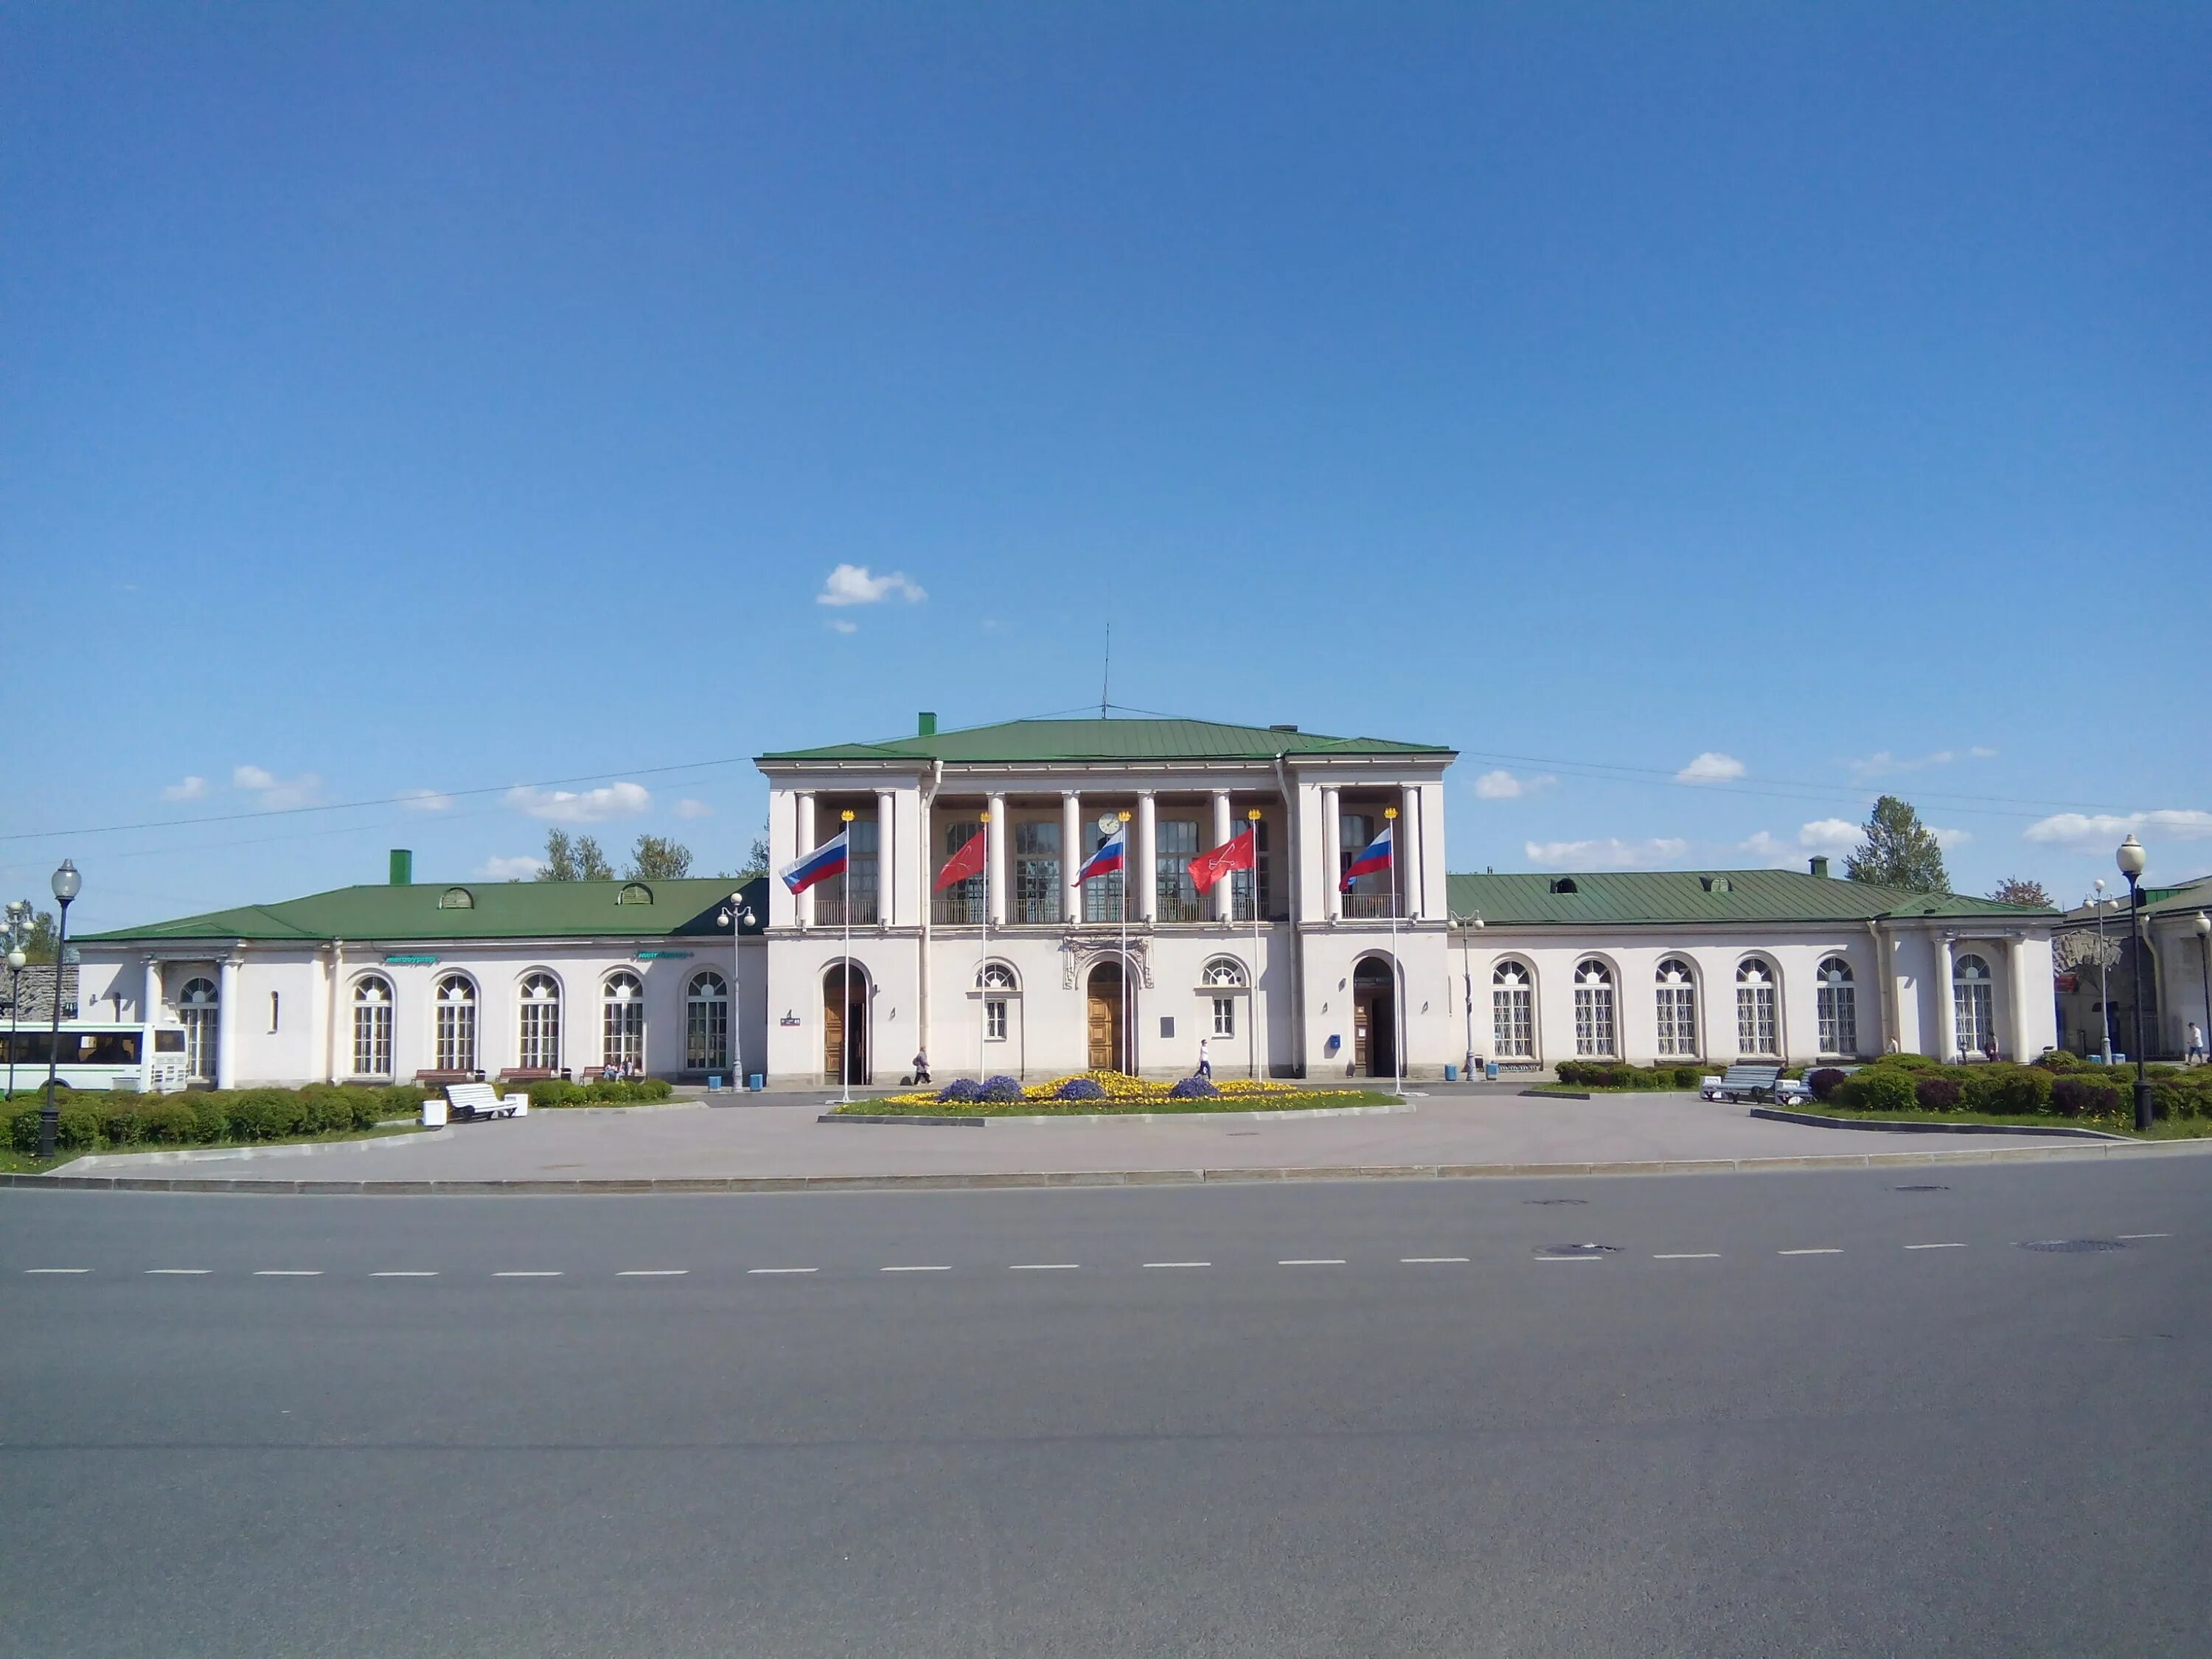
[759,717,1453,765]
[77,876,771,946]
[1444,868,2058,928]
[2057,872,2212,924]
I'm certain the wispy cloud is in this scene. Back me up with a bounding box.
[479,855,547,880]
[827,618,858,635]
[232,764,324,810]
[399,788,452,813]
[161,776,208,802]
[1933,825,1972,850]
[1675,752,1745,785]
[1473,769,1557,800]
[504,781,653,824]
[1846,746,1997,780]
[817,563,926,608]
[2023,808,2212,851]
[1523,837,1689,869]
[672,798,714,819]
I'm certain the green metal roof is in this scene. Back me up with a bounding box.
[2056,873,2212,925]
[77,877,769,946]
[1444,869,2056,927]
[759,717,1452,765]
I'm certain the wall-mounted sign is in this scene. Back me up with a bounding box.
[383,953,439,966]
[779,1015,802,1026]
[636,950,692,960]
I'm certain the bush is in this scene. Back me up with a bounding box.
[2036,1048,2085,1073]
[1958,1063,2051,1117]
[139,1101,203,1143]
[2052,1076,2119,1119]
[1674,1066,1700,1089]
[936,1079,984,1104]
[1914,1077,1963,1111]
[1807,1068,1848,1102]
[7,1108,38,1152]
[1168,1074,1221,1099]
[979,1075,1025,1103]
[1053,1077,1108,1102]
[97,1101,147,1146]
[1873,1052,1938,1073]
[1833,1068,1916,1113]
[2152,1074,2212,1121]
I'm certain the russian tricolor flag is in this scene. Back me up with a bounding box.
[780,829,850,894]
[1339,821,1393,891]
[1074,827,1127,885]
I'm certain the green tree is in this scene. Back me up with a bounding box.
[737,833,771,882]
[538,830,613,881]
[5,908,58,964]
[1844,796,1950,893]
[627,835,693,880]
[1988,875,2052,908]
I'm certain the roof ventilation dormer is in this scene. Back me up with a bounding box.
[1700,874,1731,894]
[1550,877,1579,895]
[437,886,475,910]
[617,883,654,905]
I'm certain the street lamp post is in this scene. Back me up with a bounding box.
[6,945,26,1102]
[2194,911,2210,1067]
[2115,835,2153,1133]
[1453,912,1485,1082]
[38,860,82,1161]
[716,891,756,1090]
[2093,878,2114,1064]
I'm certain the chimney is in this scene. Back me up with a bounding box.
[918,712,937,737]
[1809,855,1830,878]
[389,849,414,886]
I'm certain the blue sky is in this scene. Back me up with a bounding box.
[3,2,2206,931]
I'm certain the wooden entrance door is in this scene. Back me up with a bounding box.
[824,966,869,1085]
[1353,961,1396,1079]
[1086,963,1125,1072]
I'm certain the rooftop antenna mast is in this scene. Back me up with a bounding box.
[1100,622,1110,718]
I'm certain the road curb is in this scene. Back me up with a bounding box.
[818,1102,1416,1128]
[5,1135,2208,1195]
[62,1127,455,1170]
[1748,1106,2131,1141]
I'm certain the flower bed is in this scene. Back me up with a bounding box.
[838,1071,1391,1116]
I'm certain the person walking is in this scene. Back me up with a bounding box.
[2188,1021,2206,1065]
[1197,1037,1212,1081]
[911,1048,931,1085]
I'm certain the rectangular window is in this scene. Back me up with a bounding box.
[1655,987,1698,1057]
[1340,812,1391,919]
[1955,983,1993,1057]
[353,1002,393,1078]
[1818,984,1857,1056]
[1156,819,1200,922]
[269,991,280,1033]
[1231,820,1271,922]
[1082,821,1127,923]
[827,817,880,927]
[1013,821,1062,925]
[1212,996,1235,1039]
[934,821,984,925]
[435,1004,476,1074]
[985,998,1008,1041]
[1574,987,1615,1057]
[1492,986,1533,1058]
[686,996,728,1071]
[1736,986,1777,1056]
[603,1000,645,1070]
[519,1002,560,1071]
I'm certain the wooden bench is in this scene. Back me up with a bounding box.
[498,1068,560,1084]
[1700,1063,1784,1103]
[433,1081,529,1125]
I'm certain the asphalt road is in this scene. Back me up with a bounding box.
[4,1163,2208,1658]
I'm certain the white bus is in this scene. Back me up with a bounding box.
[0,1024,193,1096]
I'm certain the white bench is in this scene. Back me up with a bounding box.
[428,1082,529,1125]
[1700,1063,1785,1103]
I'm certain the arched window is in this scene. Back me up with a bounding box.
[352,975,394,1079]
[1735,958,1779,1057]
[434,975,478,1074]
[179,975,219,1081]
[437,886,475,909]
[1654,957,1700,1057]
[1954,953,1994,1057]
[1492,960,1534,1058]
[602,972,645,1074]
[518,973,562,1071]
[617,883,653,905]
[685,971,728,1071]
[978,961,1017,1043]
[1201,958,1245,1040]
[1817,957,1858,1056]
[1573,959,1616,1057]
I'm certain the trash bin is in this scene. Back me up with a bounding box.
[748,1074,765,1092]
[1484,1060,1499,1081]
[422,1096,448,1127]
[707,1074,725,1093]
[1444,1064,1458,1082]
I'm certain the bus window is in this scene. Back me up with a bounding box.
[156,1029,186,1052]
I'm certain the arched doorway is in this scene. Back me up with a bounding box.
[1086,959,1128,1073]
[823,964,870,1085]
[1353,957,1397,1080]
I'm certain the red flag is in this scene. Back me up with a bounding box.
[1187,827,1256,894]
[933,831,987,893]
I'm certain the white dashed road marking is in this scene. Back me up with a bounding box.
[1144,1262,1211,1269]
[1279,1259,1346,1267]
[1400,1256,1470,1264]
[493,1271,563,1279]
[616,1270,689,1277]
[1008,1263,1080,1271]
[881,1265,951,1273]
[1905,1243,1966,1251]
[1779,1248,1843,1256]
[1537,1254,1602,1261]
[748,1267,816,1276]
[23,1268,91,1274]
[1653,1253,1721,1260]
[254,1270,323,1277]
[146,1269,209,1275]
[371,1271,439,1277]
[2118,1234,2170,1240]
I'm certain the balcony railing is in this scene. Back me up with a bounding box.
[1342,894,1399,920]
[814,897,878,928]
[1155,894,1204,925]
[931,895,984,926]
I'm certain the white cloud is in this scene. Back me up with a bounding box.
[1846,746,1997,779]
[816,563,926,607]
[1523,837,1689,870]
[1473,769,1556,800]
[504,781,653,824]
[1738,832,1794,864]
[1798,818,1861,853]
[399,788,452,813]
[672,798,714,819]
[2023,809,2212,851]
[232,764,324,810]
[161,775,208,802]
[1675,752,1745,785]
[1969,746,1998,759]
[1932,825,1972,850]
[827,618,858,635]
[479,855,547,881]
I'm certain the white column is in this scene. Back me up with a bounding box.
[1322,785,1343,922]
[324,942,343,1083]
[1399,785,1422,920]
[987,792,1009,927]
[796,793,817,929]
[1060,793,1081,925]
[2006,935,2031,1060]
[1935,934,1958,1060]
[876,788,897,928]
[216,954,241,1089]
[1136,791,1157,923]
[1211,790,1233,922]
[142,956,161,1025]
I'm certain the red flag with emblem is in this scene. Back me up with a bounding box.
[933,831,988,893]
[1187,827,1256,894]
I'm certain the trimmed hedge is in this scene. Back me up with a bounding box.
[1552,1061,1702,1091]
[9,1082,428,1155]
[1806,1067,1848,1102]
[521,1077,675,1107]
[1822,1054,2212,1124]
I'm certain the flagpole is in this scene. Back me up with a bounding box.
[840,809,856,1105]
[1385,805,1402,1097]
[1118,809,1133,1076]
[1247,807,1262,1082]
[977,809,990,1083]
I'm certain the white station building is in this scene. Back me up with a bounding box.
[72,714,2062,1089]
